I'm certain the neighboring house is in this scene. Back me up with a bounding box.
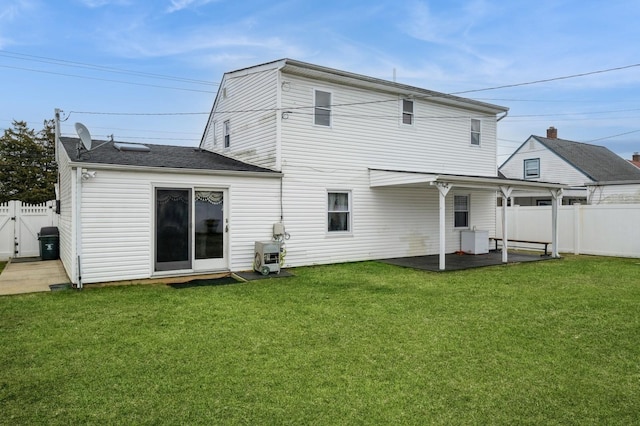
[499,127,640,205]
[56,59,563,286]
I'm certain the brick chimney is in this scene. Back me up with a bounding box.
[633,152,640,162]
[546,126,558,139]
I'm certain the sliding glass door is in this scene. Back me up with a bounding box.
[155,188,227,272]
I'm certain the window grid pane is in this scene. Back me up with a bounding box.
[454,195,469,228]
[471,119,481,145]
[315,90,331,126]
[328,192,350,232]
[402,99,413,125]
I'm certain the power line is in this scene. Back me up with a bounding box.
[0,49,218,86]
[585,129,640,143]
[451,63,640,95]
[0,64,216,94]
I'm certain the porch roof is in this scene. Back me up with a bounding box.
[369,168,566,192]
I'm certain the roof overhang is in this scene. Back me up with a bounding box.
[67,160,283,178]
[369,168,566,193]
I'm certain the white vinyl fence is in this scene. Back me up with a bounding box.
[0,200,59,260]
[496,204,640,258]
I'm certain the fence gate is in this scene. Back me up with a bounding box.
[0,201,58,260]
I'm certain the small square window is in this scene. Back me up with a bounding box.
[524,158,540,179]
[402,99,413,125]
[471,119,481,145]
[454,195,469,228]
[328,191,350,232]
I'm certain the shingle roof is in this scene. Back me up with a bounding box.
[60,137,276,174]
[532,136,640,182]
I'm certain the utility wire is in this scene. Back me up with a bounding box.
[450,63,640,95]
[0,64,216,94]
[0,49,218,86]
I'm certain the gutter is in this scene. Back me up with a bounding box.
[65,161,283,178]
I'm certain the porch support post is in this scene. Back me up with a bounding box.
[499,186,513,263]
[550,188,563,258]
[435,182,451,271]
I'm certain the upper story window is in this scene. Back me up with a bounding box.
[328,191,350,232]
[213,121,218,146]
[402,99,414,125]
[314,90,331,127]
[470,119,481,145]
[454,195,469,228]
[524,158,540,179]
[223,120,230,148]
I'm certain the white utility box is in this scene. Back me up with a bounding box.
[461,230,489,254]
[254,241,281,275]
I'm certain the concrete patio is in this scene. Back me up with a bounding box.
[380,250,555,272]
[0,258,70,296]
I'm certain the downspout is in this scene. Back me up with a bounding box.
[496,110,509,122]
[75,167,83,289]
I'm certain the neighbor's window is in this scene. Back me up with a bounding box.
[402,99,414,125]
[524,158,540,179]
[223,120,230,148]
[454,195,469,228]
[213,121,218,146]
[470,119,481,145]
[328,191,350,232]
[314,90,331,126]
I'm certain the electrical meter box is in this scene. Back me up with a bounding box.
[254,241,281,275]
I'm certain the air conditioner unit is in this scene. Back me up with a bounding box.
[254,241,281,275]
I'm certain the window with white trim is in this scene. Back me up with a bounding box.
[470,119,481,145]
[328,191,350,232]
[213,121,218,146]
[524,158,540,179]
[402,99,414,125]
[223,120,230,148]
[454,195,469,228]
[314,90,331,126]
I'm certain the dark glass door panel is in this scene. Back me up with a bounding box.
[195,191,224,260]
[155,188,191,271]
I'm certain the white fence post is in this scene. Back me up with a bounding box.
[573,204,581,255]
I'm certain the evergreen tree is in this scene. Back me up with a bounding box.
[0,119,57,204]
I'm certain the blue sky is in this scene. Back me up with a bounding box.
[1,0,639,163]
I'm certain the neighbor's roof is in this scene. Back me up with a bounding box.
[59,137,277,175]
[530,136,640,182]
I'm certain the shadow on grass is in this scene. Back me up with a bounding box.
[168,276,241,289]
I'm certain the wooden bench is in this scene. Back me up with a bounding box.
[489,237,551,256]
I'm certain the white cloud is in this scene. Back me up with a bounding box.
[77,0,131,7]
[0,0,35,21]
[166,0,219,13]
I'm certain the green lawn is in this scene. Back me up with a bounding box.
[1,255,639,425]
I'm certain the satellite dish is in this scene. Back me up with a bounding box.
[74,122,92,151]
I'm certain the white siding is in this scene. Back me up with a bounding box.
[279,168,496,268]
[500,137,589,186]
[201,68,279,169]
[273,72,499,266]
[279,73,499,176]
[57,146,76,282]
[77,169,280,284]
[589,183,640,204]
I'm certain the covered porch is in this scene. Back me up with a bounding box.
[369,169,566,271]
